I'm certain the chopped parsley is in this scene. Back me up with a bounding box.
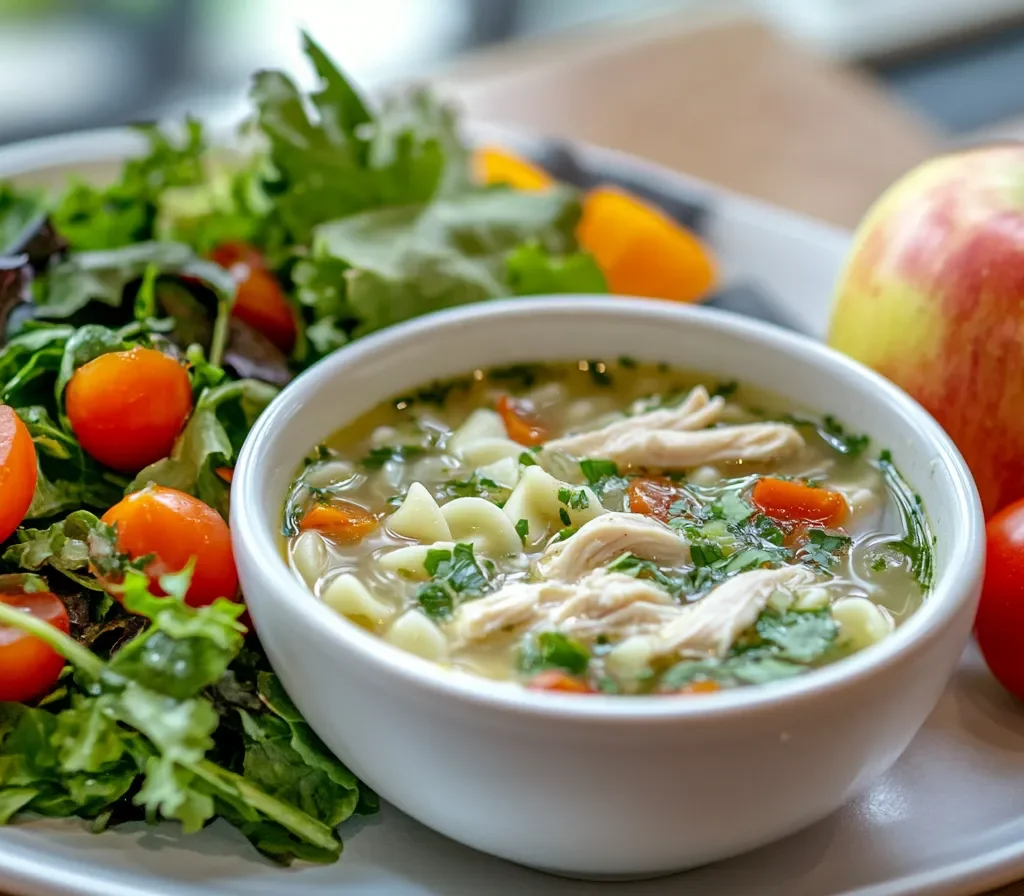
[515,518,529,541]
[303,443,332,466]
[488,363,545,390]
[519,631,590,675]
[691,541,726,568]
[710,491,752,524]
[416,543,492,620]
[661,655,804,691]
[877,450,934,589]
[797,529,852,570]
[558,507,572,527]
[820,415,870,458]
[393,377,472,410]
[711,380,739,399]
[617,355,638,369]
[361,444,426,470]
[519,451,539,467]
[438,474,510,506]
[752,608,837,663]
[557,486,590,511]
[579,458,618,483]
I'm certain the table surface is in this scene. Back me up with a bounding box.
[1,12,1019,896]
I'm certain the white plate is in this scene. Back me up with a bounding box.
[1,130,1021,896]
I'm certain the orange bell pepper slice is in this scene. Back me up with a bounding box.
[578,186,717,303]
[473,147,554,191]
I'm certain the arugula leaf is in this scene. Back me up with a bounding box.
[52,120,206,252]
[505,242,606,295]
[131,379,277,518]
[3,510,107,590]
[519,631,590,675]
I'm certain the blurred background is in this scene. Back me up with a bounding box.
[1,0,1023,226]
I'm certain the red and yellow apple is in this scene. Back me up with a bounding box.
[828,144,1024,517]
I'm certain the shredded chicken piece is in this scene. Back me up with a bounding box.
[643,565,818,659]
[448,564,818,655]
[448,580,571,646]
[535,512,691,581]
[544,385,803,469]
[546,385,724,458]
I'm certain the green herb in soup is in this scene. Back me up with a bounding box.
[284,360,933,695]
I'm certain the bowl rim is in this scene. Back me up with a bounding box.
[234,296,983,723]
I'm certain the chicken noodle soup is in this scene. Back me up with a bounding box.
[283,361,932,695]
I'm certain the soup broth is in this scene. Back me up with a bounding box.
[283,360,932,695]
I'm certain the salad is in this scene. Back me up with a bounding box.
[0,34,715,863]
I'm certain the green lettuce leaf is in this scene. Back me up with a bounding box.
[505,242,606,295]
[310,185,583,336]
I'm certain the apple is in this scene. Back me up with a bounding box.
[828,144,1024,517]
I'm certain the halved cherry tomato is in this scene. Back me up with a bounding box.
[210,242,297,354]
[473,147,553,191]
[299,501,377,543]
[751,478,848,528]
[65,347,192,473]
[976,497,1024,700]
[0,590,69,702]
[101,485,238,608]
[628,477,687,523]
[527,670,593,693]
[497,395,548,447]
[0,406,37,542]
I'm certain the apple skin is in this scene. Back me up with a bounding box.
[828,144,1024,517]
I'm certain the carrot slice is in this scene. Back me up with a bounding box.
[473,147,553,191]
[627,477,686,522]
[215,467,234,483]
[578,187,717,303]
[676,680,721,696]
[497,395,548,447]
[299,501,377,543]
[751,478,848,528]
[527,670,593,693]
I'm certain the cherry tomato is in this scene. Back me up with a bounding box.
[101,485,238,608]
[65,347,192,473]
[526,670,593,693]
[976,497,1024,700]
[0,406,37,541]
[0,590,69,703]
[497,395,548,447]
[210,242,297,354]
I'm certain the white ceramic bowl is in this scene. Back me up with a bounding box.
[231,296,983,879]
